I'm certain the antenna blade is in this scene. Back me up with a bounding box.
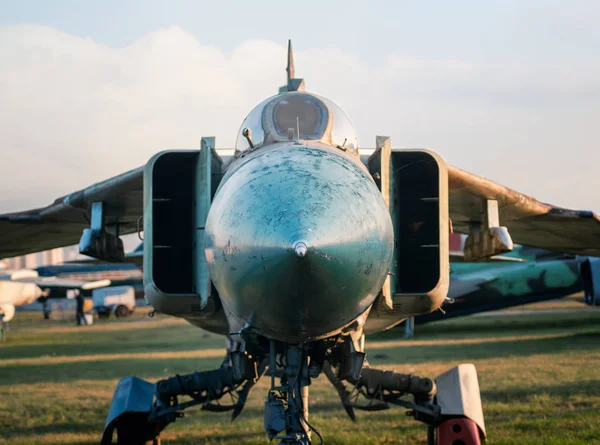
[287,40,295,82]
[279,40,304,93]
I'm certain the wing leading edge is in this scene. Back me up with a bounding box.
[0,167,143,259]
[1,151,599,261]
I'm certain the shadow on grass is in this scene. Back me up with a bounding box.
[2,325,223,360]
[482,379,600,404]
[390,311,600,339]
[0,356,225,384]
[189,431,264,443]
[1,421,102,439]
[3,331,600,385]
[309,379,600,417]
[367,330,600,365]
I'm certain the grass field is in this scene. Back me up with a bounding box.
[1,306,600,444]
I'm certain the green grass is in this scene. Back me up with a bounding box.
[1,308,600,444]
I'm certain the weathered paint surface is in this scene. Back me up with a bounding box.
[417,257,582,324]
[205,143,394,341]
[364,249,585,334]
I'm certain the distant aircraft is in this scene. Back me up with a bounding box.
[2,41,600,445]
[0,268,110,340]
[444,248,590,315]
[402,247,597,337]
[35,262,142,298]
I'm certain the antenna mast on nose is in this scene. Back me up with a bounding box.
[280,39,305,93]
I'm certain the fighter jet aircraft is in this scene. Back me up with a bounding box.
[0,268,110,340]
[1,41,600,445]
[445,247,593,313]
[403,246,598,337]
[35,261,143,298]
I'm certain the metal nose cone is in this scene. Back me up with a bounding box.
[294,241,308,258]
[205,145,394,341]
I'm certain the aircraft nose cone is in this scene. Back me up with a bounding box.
[205,145,394,341]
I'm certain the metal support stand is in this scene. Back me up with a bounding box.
[464,199,513,261]
[79,201,125,261]
[0,319,6,342]
[404,317,415,339]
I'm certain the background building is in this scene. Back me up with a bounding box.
[1,245,79,269]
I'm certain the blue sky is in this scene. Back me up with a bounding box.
[1,1,599,212]
[2,0,598,62]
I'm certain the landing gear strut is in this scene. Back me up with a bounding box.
[101,336,485,445]
[264,343,323,445]
[323,336,485,445]
[101,350,266,445]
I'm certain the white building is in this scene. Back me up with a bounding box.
[2,246,74,269]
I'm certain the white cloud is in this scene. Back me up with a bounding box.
[1,24,599,214]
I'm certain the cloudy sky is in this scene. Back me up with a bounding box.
[1,0,599,213]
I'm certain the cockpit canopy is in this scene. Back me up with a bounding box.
[235,92,358,156]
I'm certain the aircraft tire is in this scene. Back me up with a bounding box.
[115,417,160,445]
[115,305,130,318]
[116,430,160,445]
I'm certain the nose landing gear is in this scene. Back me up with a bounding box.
[101,337,485,445]
[263,343,321,445]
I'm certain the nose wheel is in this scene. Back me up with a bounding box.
[264,343,322,445]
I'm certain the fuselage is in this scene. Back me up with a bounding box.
[0,280,41,306]
[205,142,394,341]
[0,270,43,322]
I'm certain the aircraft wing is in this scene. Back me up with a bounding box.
[448,165,600,256]
[31,277,112,290]
[2,155,599,260]
[449,251,525,263]
[65,250,144,267]
[0,167,143,259]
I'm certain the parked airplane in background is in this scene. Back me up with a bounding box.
[442,248,589,317]
[35,262,142,298]
[0,268,110,340]
[33,243,144,299]
[401,246,599,337]
[1,41,600,444]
